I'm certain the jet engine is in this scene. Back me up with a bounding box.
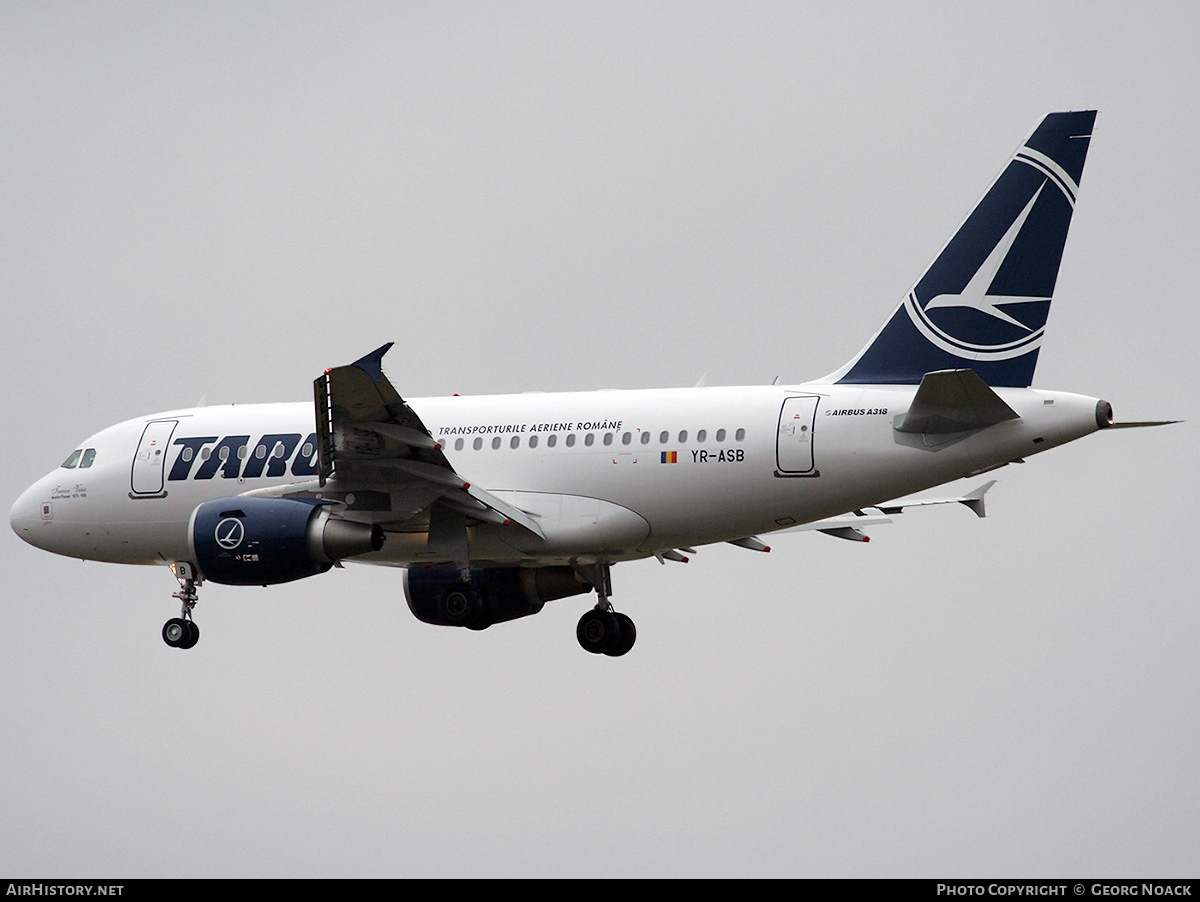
[404,566,591,629]
[190,497,384,586]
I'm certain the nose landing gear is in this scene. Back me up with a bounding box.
[162,617,199,649]
[163,562,201,650]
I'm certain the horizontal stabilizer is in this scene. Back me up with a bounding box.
[896,369,1019,435]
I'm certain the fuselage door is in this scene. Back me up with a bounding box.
[776,395,819,475]
[130,419,178,496]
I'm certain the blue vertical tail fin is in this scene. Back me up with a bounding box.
[831,110,1096,387]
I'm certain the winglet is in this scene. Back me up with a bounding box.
[351,343,395,383]
[875,481,998,517]
[959,479,996,518]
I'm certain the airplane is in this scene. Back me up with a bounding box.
[10,110,1175,656]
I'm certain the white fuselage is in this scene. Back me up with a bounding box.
[10,382,1104,570]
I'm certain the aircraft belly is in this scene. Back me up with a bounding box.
[15,514,189,565]
[490,492,650,554]
[363,492,653,567]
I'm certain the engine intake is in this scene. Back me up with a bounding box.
[190,497,384,586]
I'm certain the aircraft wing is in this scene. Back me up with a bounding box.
[725,480,997,548]
[313,343,544,539]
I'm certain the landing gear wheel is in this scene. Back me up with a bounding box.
[180,620,200,649]
[577,608,622,655]
[605,612,636,657]
[162,618,189,648]
[573,562,633,656]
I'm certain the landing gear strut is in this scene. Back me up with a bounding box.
[163,562,201,649]
[574,563,636,657]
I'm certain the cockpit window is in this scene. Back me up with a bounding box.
[80,448,97,468]
[61,449,82,469]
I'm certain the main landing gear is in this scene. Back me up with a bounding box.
[163,562,201,650]
[575,563,636,657]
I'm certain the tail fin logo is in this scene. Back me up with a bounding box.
[922,182,1048,331]
[905,149,1079,362]
[833,111,1094,387]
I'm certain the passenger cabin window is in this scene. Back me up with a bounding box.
[659,431,669,444]
[697,429,707,442]
[547,435,557,448]
[716,428,726,442]
[584,434,595,447]
[640,432,650,444]
[566,434,576,447]
[735,428,746,441]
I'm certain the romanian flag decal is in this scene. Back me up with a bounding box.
[660,451,677,464]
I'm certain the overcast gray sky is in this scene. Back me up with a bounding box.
[2,1,1197,878]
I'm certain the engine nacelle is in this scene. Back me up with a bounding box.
[404,566,591,629]
[190,497,384,586]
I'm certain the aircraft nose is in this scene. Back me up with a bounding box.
[10,479,49,549]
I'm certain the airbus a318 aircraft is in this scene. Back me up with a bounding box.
[10,111,1173,656]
